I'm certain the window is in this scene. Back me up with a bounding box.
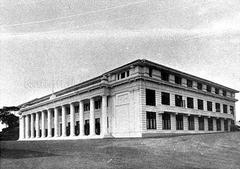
[121,72,125,79]
[84,103,90,111]
[215,88,219,94]
[175,75,182,85]
[188,116,195,130]
[207,85,212,92]
[176,115,183,130]
[74,105,79,113]
[163,113,171,130]
[187,80,193,87]
[146,112,156,129]
[207,101,212,111]
[117,70,129,80]
[161,70,169,81]
[161,92,170,105]
[175,95,183,107]
[198,99,204,110]
[223,104,228,114]
[187,97,194,109]
[66,107,70,115]
[224,120,228,131]
[223,90,227,96]
[95,100,101,109]
[215,103,221,112]
[208,118,213,131]
[197,83,202,90]
[126,70,129,77]
[230,106,234,115]
[217,119,221,131]
[149,68,152,77]
[198,117,204,130]
[146,89,156,106]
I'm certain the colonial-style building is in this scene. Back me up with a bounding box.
[18,59,238,140]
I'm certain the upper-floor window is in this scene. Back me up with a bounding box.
[175,75,182,85]
[187,97,194,109]
[223,90,227,96]
[66,107,70,115]
[207,101,212,111]
[187,80,193,88]
[197,83,203,90]
[175,95,183,107]
[198,99,204,110]
[215,88,219,94]
[74,105,79,113]
[149,68,152,77]
[161,70,169,81]
[95,100,101,109]
[207,85,212,93]
[230,106,234,115]
[146,89,156,106]
[84,103,90,111]
[215,103,221,112]
[117,70,129,80]
[223,104,228,114]
[162,92,170,105]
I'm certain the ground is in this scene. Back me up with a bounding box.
[0,132,240,169]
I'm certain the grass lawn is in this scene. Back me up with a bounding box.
[1,132,240,169]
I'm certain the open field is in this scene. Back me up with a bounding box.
[1,132,240,169]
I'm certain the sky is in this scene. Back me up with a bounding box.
[0,0,240,124]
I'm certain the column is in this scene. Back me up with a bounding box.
[204,117,208,132]
[19,116,24,139]
[90,98,95,136]
[227,119,231,132]
[62,106,66,137]
[183,115,188,131]
[157,113,163,130]
[170,114,176,131]
[41,111,46,138]
[36,112,40,138]
[70,103,75,137]
[54,107,59,137]
[47,109,51,138]
[101,96,108,136]
[213,118,217,131]
[79,101,84,136]
[221,119,224,132]
[25,115,29,139]
[30,114,34,138]
[194,116,199,132]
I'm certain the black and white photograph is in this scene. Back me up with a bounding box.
[1,0,240,169]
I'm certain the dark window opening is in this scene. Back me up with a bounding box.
[217,119,221,131]
[95,100,101,109]
[175,95,183,107]
[146,89,156,106]
[188,116,195,130]
[207,101,212,111]
[126,70,130,77]
[161,92,170,105]
[161,70,169,81]
[230,106,234,115]
[208,118,213,131]
[215,88,219,94]
[187,97,194,109]
[163,113,171,130]
[74,105,79,113]
[95,118,101,135]
[223,104,228,114]
[146,112,156,129]
[215,103,221,112]
[176,115,183,130]
[223,90,227,96]
[84,120,89,135]
[84,103,90,111]
[198,117,204,130]
[224,120,228,131]
[198,99,204,110]
[197,83,203,90]
[149,68,152,77]
[66,107,70,115]
[121,72,125,79]
[207,85,212,92]
[187,80,193,87]
[175,75,182,85]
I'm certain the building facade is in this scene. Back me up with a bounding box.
[18,59,238,140]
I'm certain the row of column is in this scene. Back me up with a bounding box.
[19,96,108,140]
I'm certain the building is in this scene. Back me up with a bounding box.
[18,59,238,140]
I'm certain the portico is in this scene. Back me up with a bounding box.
[19,95,108,140]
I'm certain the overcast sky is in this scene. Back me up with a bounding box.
[0,0,240,121]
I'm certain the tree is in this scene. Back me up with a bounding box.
[0,106,20,128]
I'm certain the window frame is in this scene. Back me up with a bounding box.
[198,99,204,110]
[146,112,156,130]
[146,89,156,106]
[161,92,170,105]
[187,97,194,109]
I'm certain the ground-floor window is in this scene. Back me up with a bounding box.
[176,114,183,130]
[224,120,228,131]
[84,120,89,135]
[188,116,195,130]
[198,117,204,130]
[163,113,171,130]
[208,118,213,131]
[216,119,221,131]
[146,112,156,129]
[95,118,101,135]
[75,121,79,135]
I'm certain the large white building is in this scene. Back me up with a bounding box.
[18,59,238,140]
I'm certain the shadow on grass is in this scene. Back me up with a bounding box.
[0,148,58,159]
